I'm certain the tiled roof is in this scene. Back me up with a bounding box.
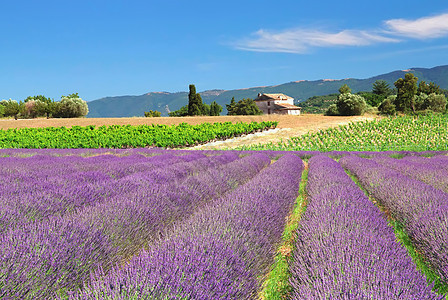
[255,93,293,101]
[274,103,301,110]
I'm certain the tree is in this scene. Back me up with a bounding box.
[379,96,396,115]
[325,104,339,116]
[144,110,162,117]
[209,101,222,116]
[372,80,392,97]
[0,99,20,119]
[336,93,367,116]
[187,84,205,116]
[424,93,446,113]
[169,105,189,117]
[227,98,262,115]
[54,94,89,118]
[226,97,237,115]
[394,73,418,113]
[339,84,351,95]
[23,95,56,118]
[358,92,383,107]
[417,81,441,95]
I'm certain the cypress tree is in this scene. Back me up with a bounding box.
[187,84,205,116]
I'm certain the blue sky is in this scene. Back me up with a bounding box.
[1,0,447,101]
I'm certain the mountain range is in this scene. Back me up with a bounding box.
[87,65,448,117]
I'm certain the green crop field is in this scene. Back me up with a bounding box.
[0,121,277,149]
[239,114,448,152]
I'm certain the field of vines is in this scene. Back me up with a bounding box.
[241,114,448,152]
[0,121,277,148]
[1,148,448,299]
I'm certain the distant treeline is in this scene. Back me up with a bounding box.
[0,93,88,119]
[300,77,448,116]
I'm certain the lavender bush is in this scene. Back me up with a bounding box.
[289,155,439,299]
[371,155,448,193]
[1,152,266,299]
[340,155,448,286]
[70,154,303,299]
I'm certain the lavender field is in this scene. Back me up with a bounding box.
[1,148,448,299]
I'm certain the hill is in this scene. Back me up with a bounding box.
[87,65,448,117]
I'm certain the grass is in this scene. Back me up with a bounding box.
[258,163,309,300]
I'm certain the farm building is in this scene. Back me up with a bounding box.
[254,93,301,115]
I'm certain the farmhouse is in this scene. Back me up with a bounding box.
[254,93,301,115]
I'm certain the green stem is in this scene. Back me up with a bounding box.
[258,163,309,300]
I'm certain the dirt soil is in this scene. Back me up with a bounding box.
[191,114,380,149]
[0,114,380,149]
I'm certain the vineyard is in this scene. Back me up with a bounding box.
[1,149,447,299]
[0,121,277,148]
[240,114,448,152]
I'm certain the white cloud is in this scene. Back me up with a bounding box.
[385,13,448,39]
[234,12,448,53]
[234,28,398,53]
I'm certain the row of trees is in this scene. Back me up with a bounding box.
[226,97,262,115]
[167,85,223,117]
[325,75,447,116]
[162,85,262,117]
[382,73,447,115]
[0,93,89,119]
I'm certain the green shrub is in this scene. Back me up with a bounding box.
[54,97,88,118]
[325,104,339,116]
[336,93,367,116]
[379,96,396,115]
[144,110,162,117]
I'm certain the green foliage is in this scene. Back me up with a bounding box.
[336,93,367,116]
[418,81,442,95]
[209,101,222,116]
[338,84,351,94]
[168,105,189,117]
[358,92,384,107]
[425,93,447,113]
[226,98,262,115]
[324,104,339,116]
[240,115,448,152]
[372,80,392,97]
[395,73,418,113]
[0,99,20,118]
[378,96,396,115]
[259,168,309,299]
[187,84,206,116]
[144,110,162,117]
[24,95,53,104]
[54,95,89,118]
[226,97,237,115]
[300,94,338,114]
[0,104,4,117]
[414,93,447,113]
[22,95,56,118]
[0,121,278,148]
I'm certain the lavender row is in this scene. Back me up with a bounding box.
[340,155,448,285]
[289,156,438,299]
[371,156,448,193]
[0,152,214,233]
[1,152,263,299]
[70,154,303,300]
